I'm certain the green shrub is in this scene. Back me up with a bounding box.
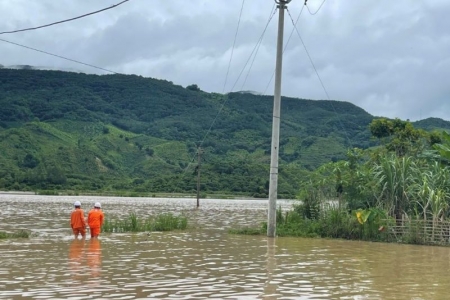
[37,190,58,195]
[229,205,393,242]
[103,212,188,233]
[0,230,30,239]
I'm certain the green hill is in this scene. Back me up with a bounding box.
[413,117,450,132]
[0,69,448,197]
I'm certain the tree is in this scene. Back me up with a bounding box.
[186,84,200,92]
[21,154,39,169]
[369,118,426,157]
[47,167,67,185]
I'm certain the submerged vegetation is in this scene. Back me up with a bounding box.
[232,119,450,246]
[0,230,30,239]
[230,206,392,241]
[103,212,188,233]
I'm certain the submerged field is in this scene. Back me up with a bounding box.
[0,195,449,299]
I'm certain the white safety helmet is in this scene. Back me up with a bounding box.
[94,202,101,208]
[74,201,81,207]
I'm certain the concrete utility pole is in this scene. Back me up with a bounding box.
[196,147,203,208]
[267,0,291,237]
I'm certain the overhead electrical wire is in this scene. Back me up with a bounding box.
[179,4,278,176]
[286,8,331,100]
[306,0,327,16]
[0,38,119,74]
[179,0,252,179]
[0,0,131,72]
[222,0,246,94]
[228,5,277,94]
[286,7,353,148]
[0,1,317,183]
[0,0,130,35]
[263,3,305,95]
[240,5,278,91]
[199,4,277,148]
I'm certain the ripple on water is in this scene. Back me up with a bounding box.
[1,195,449,299]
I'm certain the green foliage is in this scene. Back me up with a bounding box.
[152,213,188,231]
[372,154,415,219]
[230,120,450,245]
[0,230,30,239]
[36,190,59,195]
[21,154,39,168]
[413,117,450,132]
[102,212,188,233]
[293,198,320,220]
[369,118,431,157]
[433,131,450,164]
[186,84,201,92]
[295,120,450,226]
[228,227,265,235]
[1,69,450,196]
[231,206,392,241]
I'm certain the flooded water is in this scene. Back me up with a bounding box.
[0,195,449,299]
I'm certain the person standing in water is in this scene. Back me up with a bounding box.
[88,202,104,239]
[70,201,86,239]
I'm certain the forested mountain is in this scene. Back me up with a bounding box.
[0,69,448,197]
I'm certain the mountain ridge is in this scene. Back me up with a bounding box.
[0,68,448,196]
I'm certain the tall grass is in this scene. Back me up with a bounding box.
[230,205,392,242]
[36,190,59,195]
[0,230,30,239]
[103,212,188,233]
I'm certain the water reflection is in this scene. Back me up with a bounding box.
[68,239,86,284]
[2,195,450,299]
[262,237,277,299]
[87,238,102,283]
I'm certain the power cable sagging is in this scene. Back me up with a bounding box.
[285,7,353,148]
[0,38,119,74]
[0,0,131,35]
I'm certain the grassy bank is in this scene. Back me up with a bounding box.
[230,203,450,246]
[0,230,30,239]
[230,205,394,242]
[103,212,188,233]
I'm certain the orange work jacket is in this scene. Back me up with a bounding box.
[71,208,86,229]
[88,209,104,229]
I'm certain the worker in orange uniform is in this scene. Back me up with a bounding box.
[71,200,86,239]
[88,202,104,239]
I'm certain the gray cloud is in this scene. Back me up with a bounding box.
[1,0,449,121]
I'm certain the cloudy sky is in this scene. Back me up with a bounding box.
[1,0,449,121]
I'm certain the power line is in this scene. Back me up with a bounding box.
[222,0,246,93]
[240,5,277,91]
[240,36,263,91]
[202,4,276,148]
[0,0,130,35]
[0,38,119,74]
[286,8,353,148]
[286,8,330,100]
[263,3,305,95]
[306,0,327,16]
[229,4,277,93]
[179,4,277,176]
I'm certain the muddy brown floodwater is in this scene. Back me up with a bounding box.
[0,195,449,299]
